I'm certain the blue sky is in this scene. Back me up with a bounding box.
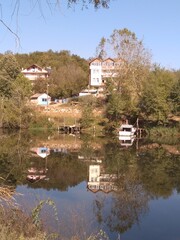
[0,0,180,69]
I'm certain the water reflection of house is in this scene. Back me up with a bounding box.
[87,165,117,193]
[31,147,50,158]
[27,147,49,183]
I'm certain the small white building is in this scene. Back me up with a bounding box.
[21,64,49,82]
[30,93,51,106]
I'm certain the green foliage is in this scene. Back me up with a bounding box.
[0,53,21,97]
[0,74,32,129]
[106,92,128,122]
[0,53,33,129]
[148,126,180,144]
[32,199,59,227]
[87,229,109,240]
[0,52,20,80]
[29,114,53,129]
[80,96,96,128]
[49,63,88,98]
[13,73,32,98]
[140,66,176,123]
[169,73,180,114]
[32,78,48,94]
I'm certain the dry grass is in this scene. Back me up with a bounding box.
[0,184,16,211]
[0,184,46,239]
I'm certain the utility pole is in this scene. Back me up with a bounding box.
[46,82,49,107]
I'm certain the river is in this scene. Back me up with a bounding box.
[0,130,180,240]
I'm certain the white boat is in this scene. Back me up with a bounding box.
[118,135,135,147]
[118,124,136,137]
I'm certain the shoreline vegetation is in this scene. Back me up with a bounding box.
[29,101,180,136]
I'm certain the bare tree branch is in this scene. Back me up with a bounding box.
[0,19,20,45]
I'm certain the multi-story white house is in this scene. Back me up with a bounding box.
[21,64,49,82]
[89,58,125,88]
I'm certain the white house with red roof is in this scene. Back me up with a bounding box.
[21,64,49,81]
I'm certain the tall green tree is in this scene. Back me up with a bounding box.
[169,71,180,115]
[140,66,175,124]
[80,96,96,128]
[96,28,152,125]
[0,52,21,97]
[0,53,32,128]
[49,63,88,98]
[2,74,32,128]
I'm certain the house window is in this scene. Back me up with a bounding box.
[41,149,47,153]
[42,98,47,102]
[91,62,101,66]
[93,69,99,74]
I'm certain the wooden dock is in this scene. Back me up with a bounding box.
[136,128,147,138]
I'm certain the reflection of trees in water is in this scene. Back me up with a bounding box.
[107,171,149,233]
[92,141,180,234]
[0,132,31,187]
[92,168,149,234]
[0,132,31,207]
[137,147,180,198]
[91,141,149,234]
[79,134,106,160]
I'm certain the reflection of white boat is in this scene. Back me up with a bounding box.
[119,135,135,147]
[118,124,136,137]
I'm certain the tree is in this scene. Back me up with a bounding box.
[140,66,175,124]
[0,52,21,97]
[0,53,32,128]
[96,37,107,59]
[169,71,180,115]
[96,28,152,125]
[49,63,88,98]
[32,78,48,94]
[80,96,96,128]
[2,74,32,128]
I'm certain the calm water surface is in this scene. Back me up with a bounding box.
[0,131,180,240]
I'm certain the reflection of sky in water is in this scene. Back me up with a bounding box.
[122,191,180,240]
[16,182,114,238]
[15,184,180,240]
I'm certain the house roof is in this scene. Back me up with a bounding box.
[102,57,115,63]
[30,93,50,99]
[22,64,48,73]
[89,57,126,64]
[89,57,102,64]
